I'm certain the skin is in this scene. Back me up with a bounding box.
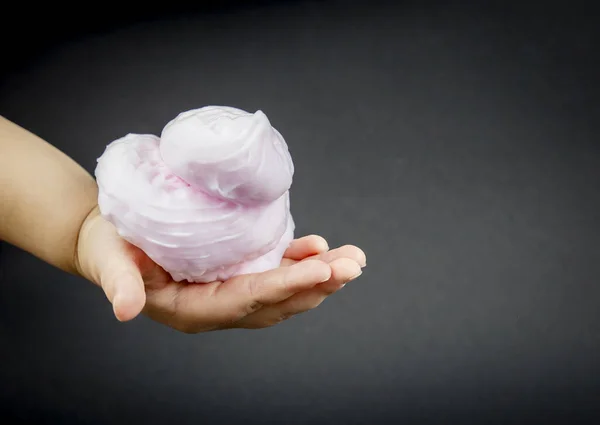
[0,115,366,333]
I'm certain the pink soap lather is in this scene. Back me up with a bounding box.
[95,106,295,283]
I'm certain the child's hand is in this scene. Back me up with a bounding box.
[74,206,366,333]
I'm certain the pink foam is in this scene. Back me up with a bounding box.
[95,106,295,283]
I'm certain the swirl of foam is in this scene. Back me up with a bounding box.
[95,106,295,283]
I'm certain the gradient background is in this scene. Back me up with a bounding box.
[1,1,599,423]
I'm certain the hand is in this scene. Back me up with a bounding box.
[75,206,366,333]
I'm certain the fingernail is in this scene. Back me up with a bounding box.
[112,294,124,321]
[346,270,363,283]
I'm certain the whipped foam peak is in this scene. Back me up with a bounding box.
[160,106,294,204]
[95,106,295,283]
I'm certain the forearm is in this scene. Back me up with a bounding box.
[0,115,98,275]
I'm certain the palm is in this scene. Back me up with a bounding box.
[77,208,366,333]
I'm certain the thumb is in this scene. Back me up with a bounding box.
[76,206,147,322]
[100,265,147,322]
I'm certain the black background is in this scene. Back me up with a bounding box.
[1,1,599,423]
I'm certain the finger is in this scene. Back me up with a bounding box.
[213,259,332,318]
[99,259,147,322]
[283,235,329,260]
[141,260,332,333]
[234,258,362,329]
[305,244,367,267]
[272,258,362,314]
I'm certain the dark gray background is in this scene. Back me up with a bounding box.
[1,1,599,423]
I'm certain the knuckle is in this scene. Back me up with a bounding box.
[267,312,295,327]
[246,274,261,299]
[246,301,264,314]
[243,276,267,314]
[279,311,295,322]
[166,287,183,320]
[217,308,246,326]
[263,319,283,328]
[278,267,294,293]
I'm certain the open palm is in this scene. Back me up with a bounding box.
[75,207,366,333]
